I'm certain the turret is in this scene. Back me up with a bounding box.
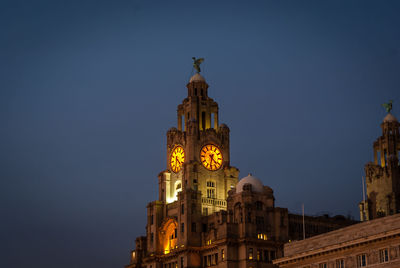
[360,106,400,221]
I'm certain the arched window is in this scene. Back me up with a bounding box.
[161,219,178,254]
[174,180,182,201]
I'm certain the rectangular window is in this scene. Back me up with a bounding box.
[150,215,153,225]
[257,249,261,261]
[207,189,215,198]
[319,263,327,268]
[192,222,196,232]
[264,250,269,263]
[357,254,367,267]
[203,207,208,216]
[335,259,344,268]
[215,253,218,264]
[181,204,184,214]
[180,257,183,268]
[202,112,206,130]
[248,248,253,260]
[270,251,275,260]
[221,249,225,260]
[379,248,389,263]
[256,216,264,225]
[150,232,154,243]
[181,223,184,233]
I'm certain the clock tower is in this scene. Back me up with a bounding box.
[160,72,239,209]
[143,71,239,266]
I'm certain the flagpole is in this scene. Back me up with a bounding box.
[302,203,305,240]
[362,176,366,220]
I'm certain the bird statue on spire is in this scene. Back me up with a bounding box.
[192,57,204,73]
[382,100,393,113]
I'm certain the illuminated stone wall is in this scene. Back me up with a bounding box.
[274,214,400,268]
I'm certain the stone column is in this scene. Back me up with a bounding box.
[178,113,182,131]
[214,112,218,129]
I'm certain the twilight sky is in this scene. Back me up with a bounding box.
[1,0,400,267]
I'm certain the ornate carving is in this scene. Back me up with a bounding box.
[382,100,393,113]
[192,57,204,73]
[365,163,383,181]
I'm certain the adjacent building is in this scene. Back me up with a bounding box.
[274,112,400,268]
[273,213,400,268]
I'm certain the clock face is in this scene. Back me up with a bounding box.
[170,146,185,173]
[200,144,223,171]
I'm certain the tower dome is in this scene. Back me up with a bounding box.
[236,174,264,193]
[189,73,205,83]
[383,113,398,123]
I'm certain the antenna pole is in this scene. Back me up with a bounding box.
[362,176,367,220]
[302,203,305,240]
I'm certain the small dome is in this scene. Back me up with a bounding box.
[189,73,205,83]
[383,113,398,123]
[236,174,264,193]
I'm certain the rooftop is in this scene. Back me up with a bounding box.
[279,213,400,261]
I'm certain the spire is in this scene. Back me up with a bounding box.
[176,58,218,132]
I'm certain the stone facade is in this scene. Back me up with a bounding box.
[126,73,356,268]
[273,214,400,268]
[359,113,400,221]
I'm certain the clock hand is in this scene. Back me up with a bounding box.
[210,154,216,164]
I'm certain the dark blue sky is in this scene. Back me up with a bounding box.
[1,0,400,267]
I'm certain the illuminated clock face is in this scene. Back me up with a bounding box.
[170,146,185,173]
[200,144,223,171]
